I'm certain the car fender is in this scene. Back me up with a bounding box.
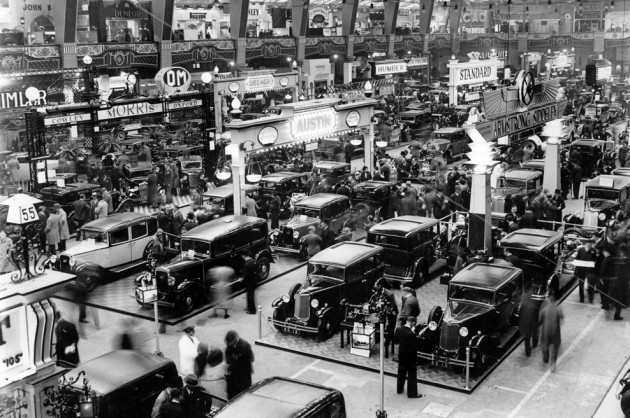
[254,248,275,263]
[317,306,336,319]
[175,280,204,294]
[271,298,284,308]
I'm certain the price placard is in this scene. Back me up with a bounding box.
[0,306,31,382]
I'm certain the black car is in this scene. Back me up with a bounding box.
[260,171,309,218]
[350,180,395,224]
[122,162,153,188]
[416,263,523,372]
[313,161,351,188]
[582,175,630,227]
[366,216,441,288]
[201,184,264,218]
[135,215,274,313]
[270,242,384,340]
[569,139,612,179]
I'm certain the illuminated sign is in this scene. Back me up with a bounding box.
[374,62,407,75]
[449,60,500,87]
[459,66,492,82]
[346,111,361,127]
[597,65,612,82]
[0,90,47,110]
[407,57,428,67]
[245,75,274,92]
[44,113,91,126]
[475,102,566,141]
[0,306,31,383]
[258,126,278,145]
[292,108,336,140]
[154,67,192,95]
[97,102,163,120]
[166,99,203,111]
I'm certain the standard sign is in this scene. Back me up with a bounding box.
[97,102,163,120]
[449,61,499,87]
[292,108,336,140]
[374,62,408,75]
[154,66,192,95]
[245,75,275,92]
[475,102,566,141]
[44,113,91,126]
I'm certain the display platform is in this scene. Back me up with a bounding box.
[256,272,578,393]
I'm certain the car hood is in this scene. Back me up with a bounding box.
[492,187,521,198]
[285,216,320,230]
[586,199,618,211]
[444,302,490,324]
[428,139,449,147]
[159,255,201,271]
[62,241,108,257]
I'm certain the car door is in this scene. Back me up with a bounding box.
[495,280,516,329]
[108,226,133,267]
[130,221,150,260]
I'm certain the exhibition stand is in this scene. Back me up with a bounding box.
[446,55,502,106]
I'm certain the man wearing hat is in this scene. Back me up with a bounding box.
[300,226,322,259]
[394,316,422,398]
[179,326,199,377]
[182,374,208,418]
[151,229,167,266]
[399,287,420,326]
[224,330,255,399]
[55,203,70,251]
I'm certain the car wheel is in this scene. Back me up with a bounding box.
[143,242,154,261]
[299,245,309,261]
[176,291,195,315]
[317,311,336,341]
[272,307,287,332]
[622,390,630,417]
[256,256,271,281]
[77,270,99,292]
[411,260,428,288]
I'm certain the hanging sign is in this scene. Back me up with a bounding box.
[346,111,361,127]
[245,75,275,92]
[257,126,278,145]
[44,113,91,126]
[292,108,337,140]
[167,99,203,111]
[374,62,408,75]
[0,306,31,383]
[97,102,163,120]
[154,67,192,95]
[474,102,565,141]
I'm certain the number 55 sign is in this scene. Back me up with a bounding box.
[6,203,39,225]
[0,306,31,384]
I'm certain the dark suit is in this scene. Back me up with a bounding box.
[394,326,418,397]
[400,294,420,324]
[519,213,539,229]
[160,401,186,418]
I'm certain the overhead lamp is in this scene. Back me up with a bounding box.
[350,138,363,146]
[525,6,529,12]
[488,4,492,9]
[299,93,306,100]
[547,49,552,54]
[246,173,262,183]
[364,80,373,97]
[201,72,213,84]
[216,168,231,181]
[82,55,93,65]
[292,60,298,69]
[370,3,374,8]
[214,65,220,74]
[375,140,388,148]
[284,93,292,101]
[463,7,467,12]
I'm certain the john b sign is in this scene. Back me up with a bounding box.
[154,67,192,95]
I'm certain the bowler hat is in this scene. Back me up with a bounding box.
[184,374,199,387]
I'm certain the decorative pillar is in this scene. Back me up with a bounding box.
[365,114,375,175]
[230,0,251,67]
[383,0,400,59]
[342,0,360,83]
[446,56,459,106]
[56,0,79,68]
[226,144,245,216]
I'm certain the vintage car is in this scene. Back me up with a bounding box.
[539,117,576,145]
[583,102,610,123]
[135,215,274,313]
[366,216,440,288]
[214,377,346,418]
[313,161,351,187]
[499,228,565,301]
[400,110,430,128]
[611,167,630,177]
[569,138,614,179]
[425,127,469,162]
[416,263,523,372]
[271,194,353,258]
[350,180,395,223]
[583,175,630,227]
[491,169,543,217]
[260,171,309,218]
[270,242,384,340]
[48,213,158,290]
[39,183,127,233]
[122,162,153,187]
[520,159,545,173]
[156,144,203,160]
[179,155,203,191]
[201,184,263,218]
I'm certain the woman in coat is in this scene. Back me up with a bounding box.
[147,168,159,207]
[57,204,70,252]
[45,208,62,254]
[171,160,181,196]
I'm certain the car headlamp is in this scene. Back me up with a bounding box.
[69,256,76,267]
[282,294,290,303]
[598,212,607,221]
[293,231,300,239]
[428,321,438,331]
[49,255,57,263]
[182,174,188,180]
[459,327,469,337]
[311,299,319,309]
[167,275,176,286]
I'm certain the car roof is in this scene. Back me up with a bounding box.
[314,161,349,169]
[611,168,630,177]
[81,212,154,232]
[521,159,545,170]
[504,169,542,181]
[203,184,260,198]
[40,183,101,194]
[353,180,394,190]
[261,172,306,182]
[294,193,348,208]
[585,175,630,189]
[500,228,562,250]
[182,215,265,242]
[309,242,382,266]
[216,377,340,418]
[572,139,606,147]
[66,350,174,396]
[368,215,439,236]
[451,263,522,289]
[434,127,464,134]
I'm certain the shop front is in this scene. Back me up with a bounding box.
[370,60,408,96]
[223,97,377,212]
[544,51,576,79]
[302,59,334,97]
[446,55,502,106]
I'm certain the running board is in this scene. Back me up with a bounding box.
[110,260,146,274]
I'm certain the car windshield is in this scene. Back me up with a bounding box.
[293,206,320,218]
[181,239,210,256]
[370,234,402,249]
[449,284,494,305]
[497,177,526,189]
[182,161,201,170]
[433,132,456,140]
[81,229,107,244]
[261,181,279,189]
[206,197,226,206]
[586,188,619,201]
[307,263,344,284]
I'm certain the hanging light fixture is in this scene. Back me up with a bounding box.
[350,137,363,146]
[375,139,388,148]
[216,166,231,180]
[214,65,220,74]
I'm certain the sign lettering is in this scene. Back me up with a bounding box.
[154,67,192,95]
[292,109,337,140]
[97,102,163,120]
[44,113,91,126]
[245,75,275,92]
[474,103,566,141]
[374,62,408,75]
[459,66,492,82]
[0,90,47,110]
[166,99,203,111]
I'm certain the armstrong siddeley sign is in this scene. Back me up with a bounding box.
[474,102,567,141]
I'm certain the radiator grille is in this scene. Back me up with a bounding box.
[439,322,460,352]
[294,294,310,320]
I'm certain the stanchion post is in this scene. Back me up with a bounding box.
[153,274,161,355]
[257,305,262,340]
[376,321,387,418]
[465,346,471,390]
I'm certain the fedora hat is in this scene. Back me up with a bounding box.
[184,374,199,387]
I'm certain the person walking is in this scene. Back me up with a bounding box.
[394,316,422,398]
[300,226,323,258]
[72,194,89,232]
[101,187,114,214]
[244,194,259,217]
[269,192,281,230]
[224,330,255,400]
[179,326,200,377]
[44,207,62,254]
[571,163,582,199]
[539,291,564,372]
[54,311,80,367]
[612,243,630,320]
[7,154,19,184]
[241,252,258,314]
[148,167,160,208]
[519,283,539,357]
[56,203,70,252]
[574,240,598,303]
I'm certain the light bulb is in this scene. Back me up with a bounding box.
[365,80,373,91]
[231,97,241,110]
[214,66,220,74]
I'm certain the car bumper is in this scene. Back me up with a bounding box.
[418,350,468,368]
[269,318,317,334]
[135,287,175,308]
[270,245,301,254]
[383,273,412,283]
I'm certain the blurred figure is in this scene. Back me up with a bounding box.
[224,330,255,399]
[56,203,70,252]
[179,326,200,377]
[209,266,235,318]
[300,226,322,258]
[152,375,183,418]
[44,206,62,254]
[612,243,630,320]
[539,291,564,372]
[241,252,258,315]
[519,282,539,357]
[0,231,14,274]
[182,374,209,418]
[54,311,80,367]
[115,318,138,350]
[160,388,185,418]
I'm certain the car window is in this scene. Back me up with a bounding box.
[497,282,513,305]
[132,222,148,239]
[147,218,158,235]
[110,228,129,245]
[321,206,332,221]
[346,263,362,283]
[250,225,266,243]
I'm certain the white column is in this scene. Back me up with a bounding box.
[364,121,374,174]
[226,144,245,216]
[543,141,560,193]
[468,171,493,255]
